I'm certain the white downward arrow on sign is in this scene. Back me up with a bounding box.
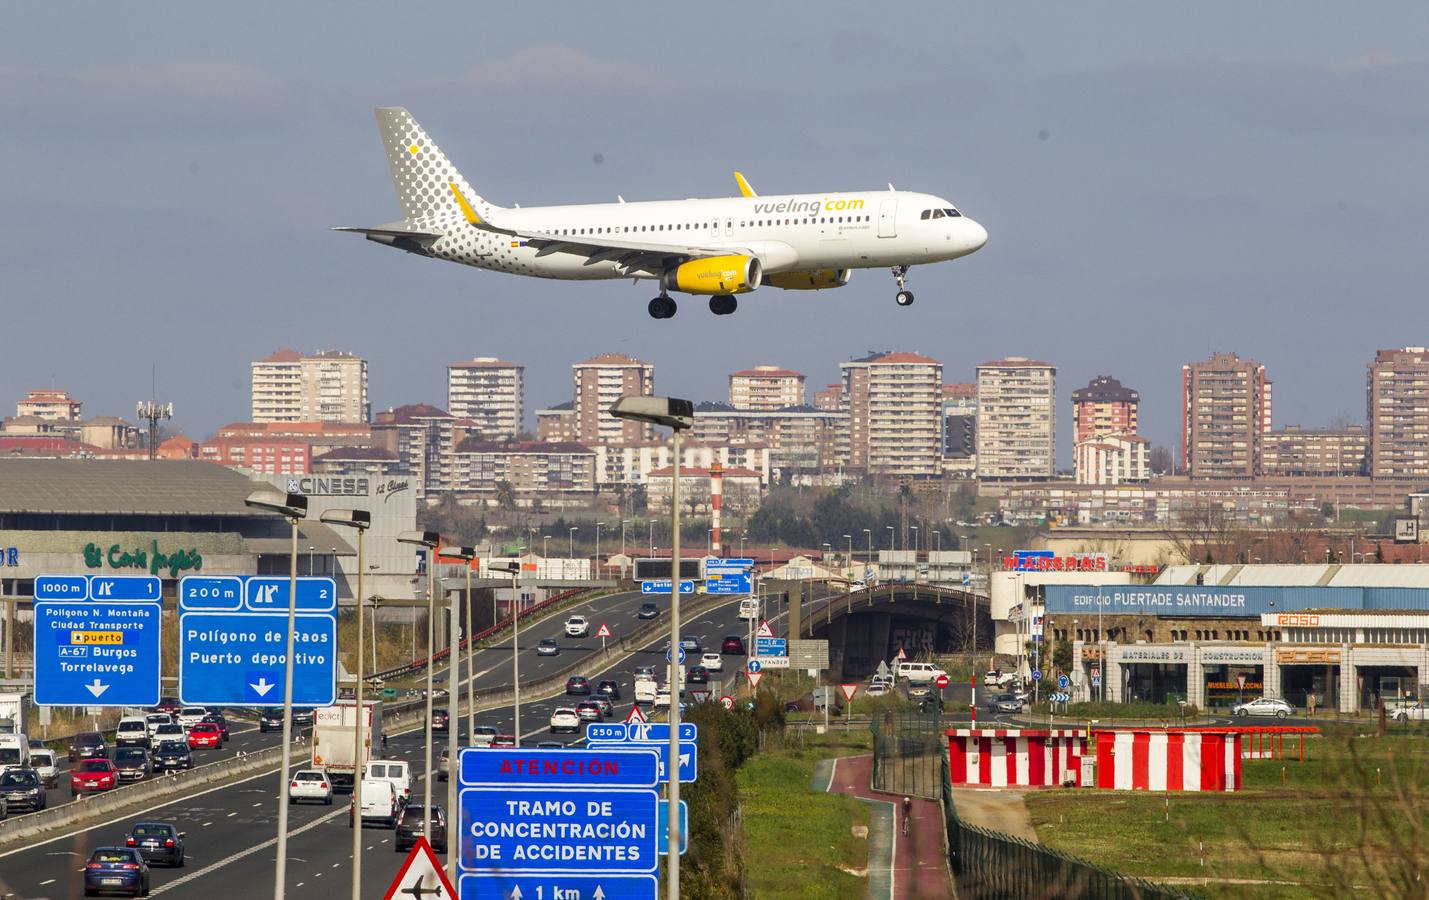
[250,677,276,697]
[85,679,109,698]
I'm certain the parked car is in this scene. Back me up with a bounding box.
[432,708,450,734]
[549,708,580,734]
[115,717,151,749]
[112,748,153,783]
[83,847,150,897]
[895,661,948,684]
[152,740,194,772]
[637,602,660,619]
[395,804,447,853]
[865,682,890,698]
[564,615,590,637]
[288,769,334,805]
[1391,701,1429,722]
[566,676,592,695]
[30,748,58,788]
[125,822,185,868]
[1233,697,1294,719]
[71,758,119,796]
[537,637,561,656]
[986,693,1023,715]
[700,652,724,673]
[471,726,498,748]
[595,680,622,701]
[69,731,109,763]
[0,768,46,812]
[721,635,746,655]
[187,722,224,750]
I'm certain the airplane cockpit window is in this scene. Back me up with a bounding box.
[920,210,931,219]
[944,208,962,217]
[931,209,945,219]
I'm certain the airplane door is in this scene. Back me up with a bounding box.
[724,218,733,237]
[878,199,897,238]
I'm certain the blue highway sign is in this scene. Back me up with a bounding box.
[587,741,697,784]
[459,874,657,900]
[586,723,629,742]
[1058,674,1070,690]
[1031,669,1042,682]
[459,747,660,789]
[658,799,688,855]
[665,646,686,664]
[244,577,337,613]
[178,576,244,611]
[89,576,161,602]
[755,637,787,657]
[641,579,695,595]
[460,787,660,874]
[34,575,89,601]
[625,722,697,743]
[34,596,161,707]
[746,660,762,674]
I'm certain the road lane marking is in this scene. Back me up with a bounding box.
[147,807,345,895]
[40,879,55,885]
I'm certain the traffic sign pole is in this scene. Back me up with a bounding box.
[668,427,683,900]
[275,516,299,900]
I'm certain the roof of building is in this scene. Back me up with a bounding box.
[845,350,941,366]
[82,416,134,427]
[574,353,648,367]
[257,348,302,363]
[0,459,283,516]
[730,366,803,378]
[537,401,574,413]
[448,357,523,369]
[312,446,400,462]
[978,356,1055,369]
[214,421,372,439]
[0,436,99,456]
[375,403,454,424]
[1071,375,1139,405]
[943,383,976,399]
[308,350,363,360]
[454,439,593,455]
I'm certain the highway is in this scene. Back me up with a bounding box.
[0,591,756,899]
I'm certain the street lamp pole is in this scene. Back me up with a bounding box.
[596,522,604,578]
[443,546,475,885]
[246,490,308,900]
[398,530,440,843]
[491,560,523,748]
[844,534,853,581]
[569,526,577,561]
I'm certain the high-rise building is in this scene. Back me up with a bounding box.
[728,365,806,410]
[813,383,843,412]
[1071,376,1139,444]
[16,390,82,421]
[840,351,943,476]
[1073,433,1150,485]
[251,349,369,424]
[1367,347,1429,480]
[372,403,457,497]
[1181,352,1270,480]
[976,358,1056,480]
[1262,425,1368,477]
[572,354,655,445]
[446,357,524,440]
[942,384,977,464]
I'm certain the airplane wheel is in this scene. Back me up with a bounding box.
[648,296,677,319]
[709,296,737,315]
[896,291,915,307]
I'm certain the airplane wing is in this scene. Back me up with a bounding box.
[495,223,757,269]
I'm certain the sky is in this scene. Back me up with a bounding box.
[4,2,1428,464]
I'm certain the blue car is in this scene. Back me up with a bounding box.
[83,846,150,897]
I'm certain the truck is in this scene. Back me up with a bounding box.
[311,700,383,788]
[0,693,29,736]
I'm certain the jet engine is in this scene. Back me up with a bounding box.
[662,255,762,295]
[763,269,852,290]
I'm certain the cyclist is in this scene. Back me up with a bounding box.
[902,796,912,835]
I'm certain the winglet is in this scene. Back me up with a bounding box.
[448,182,482,225]
[734,171,757,198]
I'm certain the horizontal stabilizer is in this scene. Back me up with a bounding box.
[333,224,442,255]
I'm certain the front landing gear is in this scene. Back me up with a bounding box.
[648,294,677,319]
[892,266,914,306]
[709,295,738,316]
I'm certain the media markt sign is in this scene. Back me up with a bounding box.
[83,540,203,578]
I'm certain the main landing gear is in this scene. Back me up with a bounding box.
[709,295,738,316]
[648,294,677,319]
[892,265,914,306]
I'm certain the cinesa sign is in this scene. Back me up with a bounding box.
[285,476,412,502]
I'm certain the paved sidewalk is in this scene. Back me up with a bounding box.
[825,754,955,899]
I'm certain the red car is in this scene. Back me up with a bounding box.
[71,758,118,796]
[187,723,223,749]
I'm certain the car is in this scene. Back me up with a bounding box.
[291,707,316,727]
[71,758,119,796]
[126,822,185,868]
[566,676,592,695]
[687,665,710,685]
[258,709,285,733]
[144,713,174,741]
[591,696,613,717]
[69,731,109,763]
[0,734,31,774]
[471,725,498,748]
[30,748,58,788]
[153,723,187,745]
[112,748,152,783]
[288,769,334,805]
[721,635,746,655]
[575,701,603,722]
[986,693,1023,714]
[490,734,516,748]
[537,637,561,656]
[0,768,46,812]
[187,722,224,750]
[152,740,193,772]
[700,652,724,673]
[564,615,590,637]
[632,664,657,681]
[152,697,182,714]
[438,748,450,782]
[549,708,580,734]
[536,741,564,749]
[637,602,660,619]
[895,661,948,683]
[1233,697,1294,719]
[865,682,890,698]
[432,708,450,734]
[679,636,702,653]
[595,680,622,701]
[115,717,151,749]
[1391,702,1429,722]
[870,673,895,690]
[907,682,932,699]
[395,804,447,853]
[176,707,208,729]
[200,712,230,741]
[83,847,150,897]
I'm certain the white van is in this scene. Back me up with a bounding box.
[737,598,759,620]
[365,760,412,807]
[895,661,947,684]
[0,735,30,774]
[353,779,399,828]
[116,717,151,748]
[634,679,658,705]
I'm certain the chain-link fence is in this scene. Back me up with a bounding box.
[940,755,1199,899]
[870,709,945,799]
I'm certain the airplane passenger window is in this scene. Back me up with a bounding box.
[945,208,962,217]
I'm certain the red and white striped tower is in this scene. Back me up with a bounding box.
[709,462,723,555]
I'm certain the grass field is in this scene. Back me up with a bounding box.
[737,732,874,899]
[1025,728,1429,897]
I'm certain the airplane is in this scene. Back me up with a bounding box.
[338,108,987,319]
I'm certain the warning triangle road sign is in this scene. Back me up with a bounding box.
[382,836,456,900]
[755,619,775,638]
[746,671,763,690]
[840,683,859,702]
[596,623,613,638]
[625,704,649,724]
[895,646,907,661]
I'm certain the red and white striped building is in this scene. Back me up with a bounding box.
[1093,729,1241,792]
[947,729,1086,788]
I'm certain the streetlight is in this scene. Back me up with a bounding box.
[933,530,941,553]
[911,525,919,553]
[740,531,747,558]
[886,525,894,551]
[569,526,578,560]
[543,535,550,559]
[649,519,656,556]
[442,545,476,886]
[843,534,853,581]
[610,393,693,900]
[489,560,523,748]
[244,488,307,900]
[320,509,371,900]
[596,522,605,576]
[708,528,715,556]
[397,529,440,844]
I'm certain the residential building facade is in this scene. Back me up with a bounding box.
[447,357,524,440]
[1367,347,1429,480]
[1262,426,1368,477]
[976,358,1056,480]
[1073,433,1150,485]
[572,354,655,445]
[840,351,944,477]
[251,349,370,424]
[728,365,806,410]
[1181,352,1270,480]
[1071,375,1139,444]
[449,440,597,500]
[371,403,457,497]
[17,390,82,421]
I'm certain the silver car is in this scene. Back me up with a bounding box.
[1232,697,1293,718]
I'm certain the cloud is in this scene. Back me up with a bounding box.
[0,60,302,138]
[455,44,660,91]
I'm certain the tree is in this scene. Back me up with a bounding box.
[1149,445,1173,476]
[494,480,517,511]
[1052,638,1073,675]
